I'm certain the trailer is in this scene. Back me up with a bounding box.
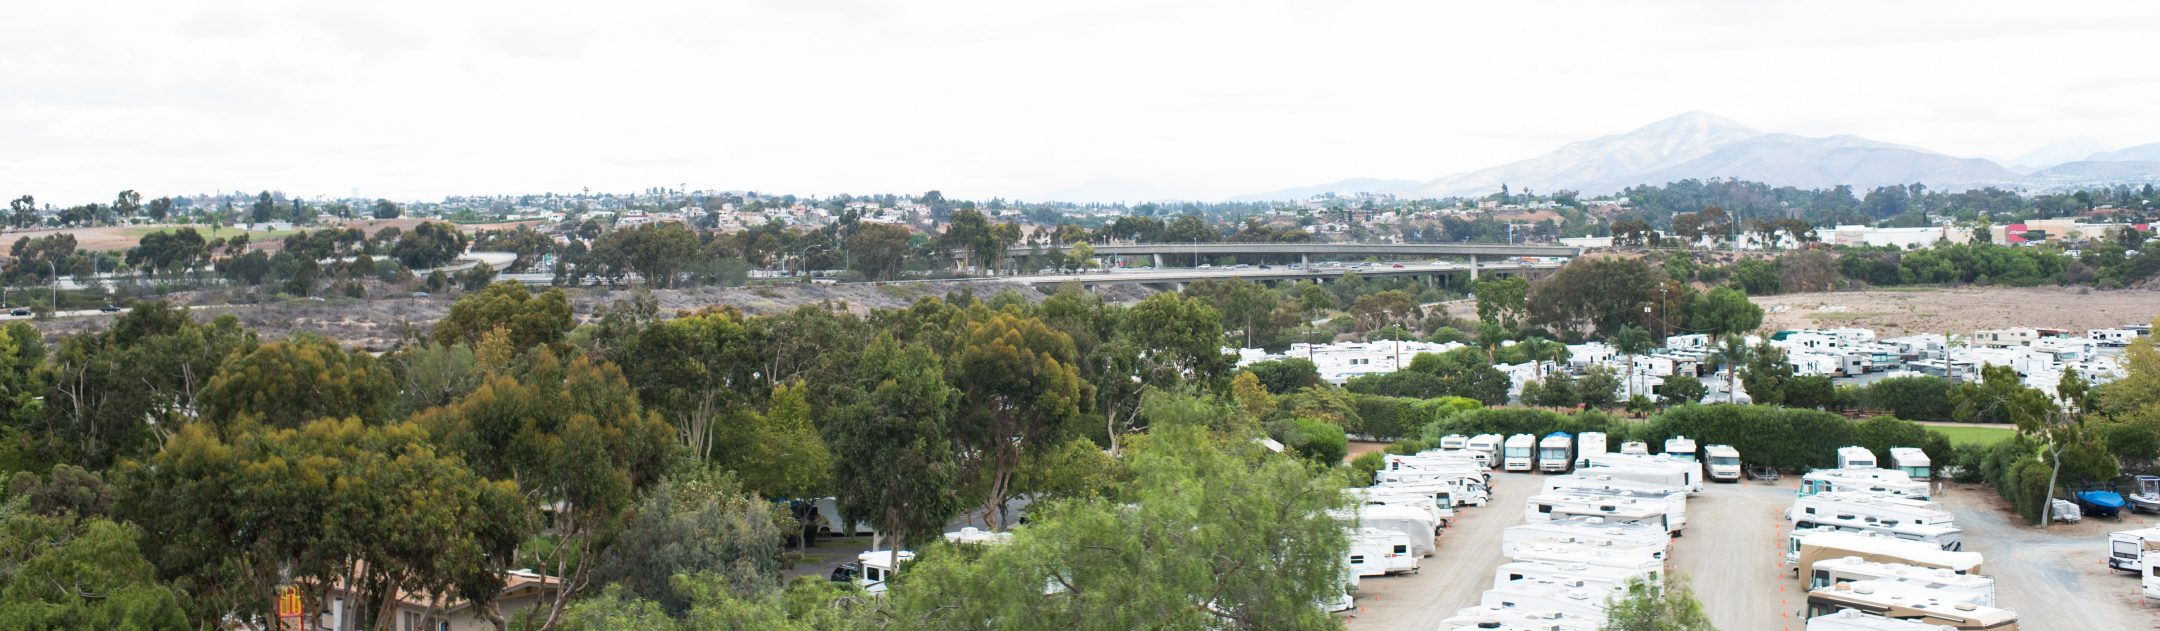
[1704,444,1742,482]
[1837,446,1879,469]
[1786,530,1983,578]
[1889,448,1931,481]
[1580,452,1705,493]
[854,549,916,595]
[1538,432,1574,473]
[1804,609,1954,631]
[1438,434,1469,451]
[1807,555,1996,606]
[1466,433,1505,467]
[1506,541,1666,575]
[1357,504,1438,557]
[1574,432,1608,469]
[2107,527,2160,573]
[1503,434,1538,472]
[1620,440,1650,456]
[1790,492,1956,528]
[1493,560,1660,596]
[1476,576,1619,619]
[1801,469,1930,501]
[1346,526,1419,576]
[1442,605,1603,631]
[1662,435,1697,461]
[1804,580,2018,630]
[1501,517,1671,559]
[1524,493,1679,535]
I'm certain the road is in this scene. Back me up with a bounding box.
[1343,472,1538,627]
[1936,481,2158,631]
[1674,475,1803,631]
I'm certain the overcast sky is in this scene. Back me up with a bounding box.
[5,0,2158,205]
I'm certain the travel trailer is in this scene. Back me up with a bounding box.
[1790,493,1957,528]
[1504,434,1538,472]
[1346,527,1419,576]
[1371,478,1490,508]
[2090,328,2140,347]
[1442,605,1603,631]
[1541,477,1690,531]
[1662,436,1697,461]
[1807,556,1996,606]
[855,550,916,595]
[1838,446,1879,469]
[1804,580,2019,630]
[1802,469,1931,501]
[1349,487,1457,526]
[1439,434,1469,451]
[1704,444,1742,482]
[1492,560,1659,596]
[1538,432,1574,473]
[1620,441,1650,456]
[1580,452,1705,493]
[1574,432,1608,468]
[1501,518,1671,559]
[1806,609,1956,631]
[1506,540,1667,574]
[1358,504,1439,557]
[1523,493,1679,535]
[811,497,877,536]
[2106,527,2160,573]
[1466,434,1505,466]
[1788,514,1964,552]
[1787,530,1983,578]
[1476,576,1619,619]
[1889,448,1931,481]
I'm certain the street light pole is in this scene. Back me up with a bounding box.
[48,260,57,312]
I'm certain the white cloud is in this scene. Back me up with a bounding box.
[2,0,2157,204]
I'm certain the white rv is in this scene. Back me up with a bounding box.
[1346,526,1419,576]
[1620,440,1650,456]
[1372,477,1490,508]
[1807,556,1996,606]
[1804,608,1951,631]
[1802,469,1930,501]
[1662,436,1697,461]
[1503,434,1538,472]
[1804,581,2018,630]
[1785,530,1983,577]
[1347,487,1456,527]
[1574,432,1608,468]
[2107,527,2160,573]
[1358,504,1439,557]
[1888,448,1931,481]
[1790,492,1956,528]
[942,527,1014,546]
[1524,493,1680,535]
[1439,434,1469,450]
[1507,540,1667,573]
[1837,446,1879,469]
[1580,452,1705,493]
[2091,328,2140,347]
[1477,576,1619,619]
[1704,444,1742,482]
[1538,433,1574,473]
[1442,605,1603,631]
[1493,560,1660,596]
[1466,434,1505,468]
[855,549,916,595]
[1502,518,1672,559]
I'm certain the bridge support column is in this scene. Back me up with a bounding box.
[1153,253,1164,268]
[1469,255,1479,281]
[1302,253,1309,267]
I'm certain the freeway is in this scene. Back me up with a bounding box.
[1001,241,1580,259]
[991,260,1563,287]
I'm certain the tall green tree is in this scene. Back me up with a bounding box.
[824,335,965,562]
[589,467,789,615]
[431,282,575,351]
[1609,324,1655,401]
[953,313,1086,529]
[198,333,397,428]
[0,513,188,629]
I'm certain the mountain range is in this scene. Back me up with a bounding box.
[1041,113,2160,203]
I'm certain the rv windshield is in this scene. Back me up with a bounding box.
[1506,447,1531,458]
[1710,456,1739,467]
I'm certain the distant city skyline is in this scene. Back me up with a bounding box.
[6,1,2160,205]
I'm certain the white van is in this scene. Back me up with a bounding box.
[1704,444,1741,482]
[1503,434,1538,472]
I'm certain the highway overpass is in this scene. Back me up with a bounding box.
[986,241,1579,270]
[988,260,1563,290]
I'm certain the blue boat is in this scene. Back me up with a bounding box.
[2075,487,2126,518]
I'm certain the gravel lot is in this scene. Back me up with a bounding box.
[1673,476,1803,631]
[1935,481,2159,631]
[1343,472,1540,627]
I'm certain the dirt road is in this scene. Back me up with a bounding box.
[1672,476,1804,631]
[1936,482,2159,631]
[1344,472,1541,627]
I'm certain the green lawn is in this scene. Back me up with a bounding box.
[1928,425,2016,447]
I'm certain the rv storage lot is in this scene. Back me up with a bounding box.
[1343,473,2157,631]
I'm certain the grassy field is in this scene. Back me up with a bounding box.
[1929,424,2017,446]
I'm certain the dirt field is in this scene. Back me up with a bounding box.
[1755,287,2160,337]
[1,224,290,252]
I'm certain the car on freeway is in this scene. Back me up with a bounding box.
[99,304,123,313]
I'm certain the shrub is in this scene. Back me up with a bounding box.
[1285,418,1348,466]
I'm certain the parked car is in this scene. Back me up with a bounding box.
[8,308,29,317]
[99,304,123,313]
[829,563,861,582]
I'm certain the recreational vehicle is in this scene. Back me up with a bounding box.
[1439,434,1469,451]
[1347,487,1456,527]
[1704,444,1742,482]
[1838,446,1879,469]
[1442,605,1603,631]
[1358,504,1439,557]
[1506,540,1667,573]
[1620,440,1650,456]
[1889,448,1931,481]
[1790,493,1956,528]
[1371,478,1490,508]
[1786,530,1983,578]
[1493,560,1660,596]
[1501,518,1671,559]
[1805,581,2019,630]
[1580,452,1705,493]
[1541,477,1690,530]
[2090,328,2140,347]
[854,550,916,595]
[1476,576,1619,619]
[1346,526,1419,576]
[1503,434,1538,472]
[2106,527,2160,572]
[942,527,1014,546]
[1574,432,1608,468]
[1788,515,1964,552]
[1524,493,1679,535]
[811,497,877,536]
[1805,609,1953,631]
[1466,434,1505,466]
[1662,436,1697,461]
[1538,432,1574,473]
[1802,469,1930,501]
[1807,556,1996,606]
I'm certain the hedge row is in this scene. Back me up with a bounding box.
[1412,403,1952,473]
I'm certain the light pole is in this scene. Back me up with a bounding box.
[48,261,57,312]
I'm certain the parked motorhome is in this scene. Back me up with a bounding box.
[1791,493,1957,528]
[1524,493,1679,535]
[1889,448,1931,481]
[1346,527,1418,576]
[1802,469,1930,501]
[1789,516,1964,552]
[1371,477,1490,508]
[1581,452,1705,493]
[855,550,916,595]
[1409,447,1496,469]
[1476,576,1618,619]
[1466,434,1505,466]
[1501,518,1671,559]
[1538,432,1574,473]
[1807,556,1997,606]
[1349,487,1456,527]
[1787,530,1983,578]
[1704,444,1742,482]
[1442,605,1603,631]
[1805,580,2019,630]
[1838,446,1879,469]
[2090,328,2140,347]
[1805,609,1952,631]
[811,497,876,536]
[1507,540,1666,574]
[1574,432,1608,468]
[1620,441,1650,456]
[1541,477,1690,531]
[1662,436,1697,461]
[1504,434,1538,472]
[2106,527,2160,572]
[1439,434,1469,451]
[1358,504,1438,557]
[943,527,1014,546]
[1493,560,1659,596]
